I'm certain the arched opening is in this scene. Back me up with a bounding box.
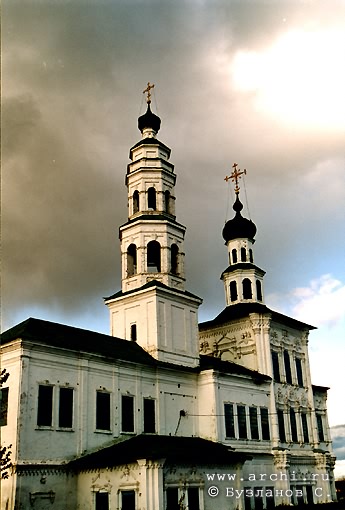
[133,190,139,214]
[147,240,161,272]
[171,244,179,275]
[242,278,252,299]
[241,247,246,262]
[249,249,253,263]
[127,244,137,276]
[232,249,237,264]
[147,187,156,210]
[256,280,262,301]
[230,281,238,302]
[164,190,171,214]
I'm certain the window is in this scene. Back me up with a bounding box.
[147,240,161,272]
[301,413,309,443]
[290,408,298,442]
[0,387,9,426]
[260,407,270,440]
[266,487,275,509]
[306,485,314,505]
[271,351,280,382]
[171,244,179,275]
[37,385,53,427]
[277,409,286,443]
[166,488,179,510]
[186,488,200,510]
[122,395,134,432]
[130,324,137,341]
[147,187,156,210]
[121,490,135,510]
[230,281,238,302]
[242,278,252,299]
[295,358,304,387]
[224,403,235,438]
[254,487,264,510]
[96,391,111,431]
[249,248,253,263]
[165,190,171,213]
[127,244,137,276]
[284,350,292,384]
[59,387,73,428]
[143,398,155,433]
[249,407,259,440]
[95,492,109,510]
[232,248,237,263]
[166,487,199,510]
[256,280,262,301]
[237,405,247,439]
[241,247,247,262]
[133,190,139,214]
[316,414,324,442]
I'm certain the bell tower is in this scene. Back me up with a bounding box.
[221,164,266,306]
[105,84,202,367]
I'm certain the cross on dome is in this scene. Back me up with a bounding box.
[225,163,247,195]
[143,82,155,104]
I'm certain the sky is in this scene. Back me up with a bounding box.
[2,0,345,451]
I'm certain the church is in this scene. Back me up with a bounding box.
[0,86,336,510]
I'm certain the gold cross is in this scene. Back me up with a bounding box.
[143,82,155,104]
[224,163,247,194]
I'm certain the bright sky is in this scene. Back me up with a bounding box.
[3,0,344,445]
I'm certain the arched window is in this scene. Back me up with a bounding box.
[249,249,253,263]
[164,190,171,214]
[232,249,237,264]
[147,240,161,272]
[256,280,262,301]
[171,244,179,275]
[127,244,137,276]
[147,187,156,210]
[230,281,238,302]
[133,190,139,214]
[241,247,246,262]
[243,278,252,299]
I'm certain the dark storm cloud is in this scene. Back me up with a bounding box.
[2,0,345,330]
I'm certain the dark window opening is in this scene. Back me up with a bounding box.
[96,391,111,431]
[243,278,252,299]
[295,358,304,387]
[277,409,286,443]
[237,405,247,439]
[306,485,314,505]
[301,413,309,443]
[37,385,53,427]
[284,350,292,384]
[241,247,247,262]
[127,244,137,276]
[0,387,9,427]
[147,240,161,272]
[232,249,237,263]
[271,351,280,382]
[266,487,275,510]
[256,280,262,301]
[95,492,109,510]
[249,407,259,440]
[130,324,137,342]
[254,488,264,510]
[224,403,235,438]
[249,248,253,263]
[230,281,238,302]
[133,190,139,214]
[143,398,155,433]
[59,387,73,428]
[121,490,135,510]
[171,244,179,275]
[316,414,324,442]
[166,488,179,510]
[290,408,298,442]
[260,407,270,440]
[122,395,134,432]
[147,187,156,210]
[187,488,200,510]
[165,190,171,213]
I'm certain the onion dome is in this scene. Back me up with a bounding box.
[222,196,257,242]
[138,104,161,134]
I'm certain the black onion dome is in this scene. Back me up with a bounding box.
[222,196,257,242]
[138,104,161,134]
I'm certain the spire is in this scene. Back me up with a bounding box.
[138,82,161,136]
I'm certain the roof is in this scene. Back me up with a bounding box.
[70,434,247,470]
[199,302,316,331]
[312,384,330,393]
[104,279,202,303]
[199,355,271,382]
[221,263,266,277]
[129,136,171,156]
[0,318,156,366]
